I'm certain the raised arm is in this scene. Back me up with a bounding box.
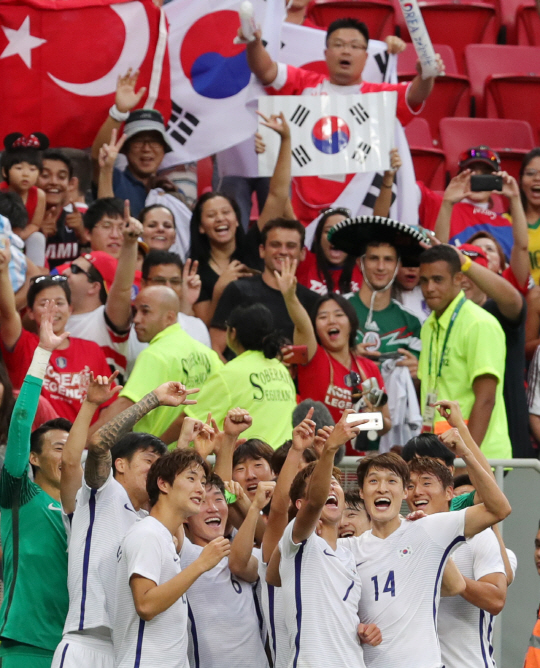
[439,429,511,538]
[501,172,529,289]
[0,240,22,349]
[456,245,523,321]
[262,410,316,564]
[406,55,444,109]
[91,70,146,184]
[257,113,291,230]
[373,148,401,218]
[433,170,471,243]
[61,372,121,514]
[275,257,318,361]
[105,201,142,331]
[229,481,276,583]
[244,29,278,86]
[213,408,253,481]
[97,129,127,199]
[292,410,364,544]
[85,382,198,489]
[4,302,69,479]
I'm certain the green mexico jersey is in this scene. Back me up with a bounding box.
[0,375,68,651]
[347,294,422,356]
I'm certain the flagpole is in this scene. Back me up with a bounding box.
[146,6,168,109]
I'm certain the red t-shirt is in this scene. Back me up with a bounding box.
[266,68,418,225]
[0,182,38,222]
[0,329,115,422]
[297,344,385,454]
[297,250,363,295]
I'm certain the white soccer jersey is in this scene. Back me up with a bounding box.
[114,516,189,668]
[258,560,289,668]
[180,538,269,668]
[279,520,365,668]
[438,528,506,668]
[63,471,146,636]
[340,509,467,668]
[67,306,129,380]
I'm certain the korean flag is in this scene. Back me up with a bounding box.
[258,93,397,178]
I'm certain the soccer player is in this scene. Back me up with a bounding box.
[269,410,382,667]
[232,439,275,501]
[406,455,507,668]
[340,437,511,668]
[51,382,198,668]
[113,450,230,668]
[0,302,71,668]
[339,488,371,538]
[182,474,271,668]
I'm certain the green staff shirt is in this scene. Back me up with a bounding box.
[0,375,68,652]
[120,323,222,437]
[184,350,297,448]
[418,291,512,460]
[347,293,422,356]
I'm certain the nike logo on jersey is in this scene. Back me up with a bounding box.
[323,549,337,558]
[356,561,366,567]
[48,503,62,512]
[124,503,136,514]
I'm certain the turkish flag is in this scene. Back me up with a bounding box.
[0,0,171,149]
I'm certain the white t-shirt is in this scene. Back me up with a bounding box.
[279,520,366,668]
[67,305,129,380]
[438,528,506,668]
[113,516,189,668]
[258,559,289,668]
[126,313,211,377]
[180,538,269,668]
[340,510,467,668]
[63,472,146,637]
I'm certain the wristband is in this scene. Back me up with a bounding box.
[461,256,472,273]
[28,346,52,380]
[109,104,130,122]
[224,490,237,505]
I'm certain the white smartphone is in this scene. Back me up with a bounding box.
[346,412,383,430]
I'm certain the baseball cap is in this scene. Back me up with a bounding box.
[458,146,500,172]
[458,243,489,268]
[82,251,118,291]
[122,109,173,153]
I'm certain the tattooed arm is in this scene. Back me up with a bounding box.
[85,382,199,489]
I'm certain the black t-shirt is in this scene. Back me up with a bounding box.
[211,274,320,342]
[45,210,80,269]
[483,297,533,457]
[195,225,264,303]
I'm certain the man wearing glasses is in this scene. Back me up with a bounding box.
[91,71,173,216]
[244,17,443,225]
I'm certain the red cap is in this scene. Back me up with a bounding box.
[81,251,118,291]
[459,244,489,269]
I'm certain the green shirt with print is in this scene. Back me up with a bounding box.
[121,323,223,437]
[450,490,476,511]
[347,293,422,356]
[184,349,297,448]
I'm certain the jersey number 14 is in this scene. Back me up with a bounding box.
[371,571,395,601]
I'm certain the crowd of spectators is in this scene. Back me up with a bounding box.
[0,6,539,668]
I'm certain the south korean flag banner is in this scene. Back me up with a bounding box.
[258,93,397,178]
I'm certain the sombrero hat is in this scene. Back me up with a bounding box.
[327,215,430,261]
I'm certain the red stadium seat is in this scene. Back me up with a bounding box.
[439,117,535,181]
[516,3,540,45]
[404,118,446,189]
[397,43,470,139]
[197,156,213,196]
[465,44,540,114]
[308,0,396,39]
[409,2,498,73]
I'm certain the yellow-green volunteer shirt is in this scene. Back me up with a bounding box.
[184,349,297,448]
[418,291,512,460]
[120,323,222,437]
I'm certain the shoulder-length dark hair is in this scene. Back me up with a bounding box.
[520,148,540,211]
[313,211,357,294]
[189,192,245,264]
[310,293,359,349]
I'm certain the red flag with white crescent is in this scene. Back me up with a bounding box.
[0,0,171,148]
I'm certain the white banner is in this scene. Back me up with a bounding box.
[257,93,397,177]
[398,0,439,79]
[164,0,284,162]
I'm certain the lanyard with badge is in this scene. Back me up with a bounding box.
[422,296,466,432]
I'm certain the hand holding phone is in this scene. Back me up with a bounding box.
[470,174,503,192]
[346,411,383,430]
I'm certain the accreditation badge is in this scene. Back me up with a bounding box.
[422,391,438,433]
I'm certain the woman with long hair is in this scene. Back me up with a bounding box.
[138,204,177,252]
